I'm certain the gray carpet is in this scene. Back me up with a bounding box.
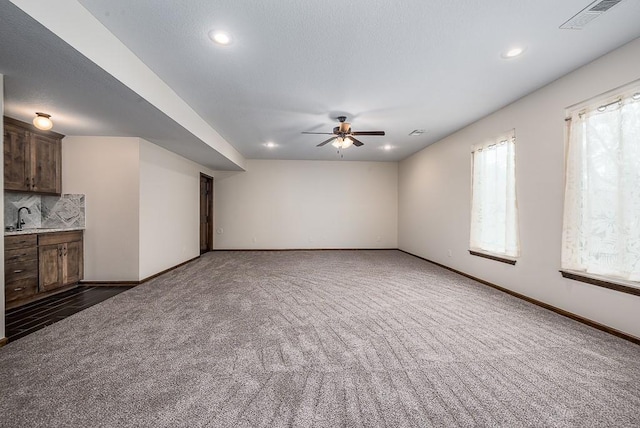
[0,250,639,427]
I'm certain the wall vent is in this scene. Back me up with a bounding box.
[560,0,624,29]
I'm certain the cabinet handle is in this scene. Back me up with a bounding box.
[31,177,35,189]
[25,177,30,187]
[13,269,24,273]
[14,287,23,291]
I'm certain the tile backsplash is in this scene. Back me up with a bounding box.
[4,193,85,230]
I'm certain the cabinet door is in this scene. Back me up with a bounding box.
[63,240,83,285]
[31,133,61,194]
[39,243,63,292]
[3,123,31,191]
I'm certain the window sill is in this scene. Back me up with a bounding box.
[560,270,640,297]
[469,250,516,265]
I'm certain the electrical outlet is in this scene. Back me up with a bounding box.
[448,249,452,257]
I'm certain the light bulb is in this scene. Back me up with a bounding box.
[341,137,352,149]
[209,31,231,45]
[331,138,341,149]
[502,47,525,59]
[33,113,53,130]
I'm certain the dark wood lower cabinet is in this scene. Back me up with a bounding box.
[38,231,84,292]
[5,235,38,305]
[63,239,83,285]
[38,243,63,292]
[5,231,83,308]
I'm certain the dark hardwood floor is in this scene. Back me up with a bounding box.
[5,286,132,343]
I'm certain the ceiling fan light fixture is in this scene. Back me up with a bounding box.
[332,137,353,149]
[33,112,53,130]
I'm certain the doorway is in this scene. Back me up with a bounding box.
[200,173,213,254]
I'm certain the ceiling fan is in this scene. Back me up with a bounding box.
[302,116,385,149]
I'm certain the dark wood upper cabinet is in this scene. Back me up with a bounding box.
[3,116,63,195]
[3,121,31,191]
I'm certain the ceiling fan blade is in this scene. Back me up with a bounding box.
[349,137,364,147]
[302,132,335,135]
[351,131,385,136]
[316,137,336,147]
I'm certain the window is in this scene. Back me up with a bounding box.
[470,130,519,260]
[562,87,640,283]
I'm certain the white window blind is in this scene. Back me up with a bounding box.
[470,130,519,258]
[562,88,640,282]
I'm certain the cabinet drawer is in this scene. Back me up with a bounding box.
[5,259,38,282]
[5,234,37,250]
[5,247,37,263]
[38,231,83,246]
[5,278,38,304]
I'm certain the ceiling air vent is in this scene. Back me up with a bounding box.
[560,0,624,29]
[589,0,623,12]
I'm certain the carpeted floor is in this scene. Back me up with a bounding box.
[0,250,639,427]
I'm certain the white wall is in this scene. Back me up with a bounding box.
[399,38,640,338]
[62,136,140,281]
[63,136,215,281]
[215,160,398,249]
[139,139,214,279]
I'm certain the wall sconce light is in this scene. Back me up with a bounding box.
[33,112,53,130]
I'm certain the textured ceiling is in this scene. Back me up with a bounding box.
[4,1,640,167]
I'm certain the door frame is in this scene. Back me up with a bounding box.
[200,173,213,254]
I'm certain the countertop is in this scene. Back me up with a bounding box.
[5,227,85,236]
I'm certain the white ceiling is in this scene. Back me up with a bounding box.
[3,1,640,168]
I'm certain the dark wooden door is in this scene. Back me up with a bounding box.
[63,240,83,285]
[39,243,63,292]
[3,123,31,192]
[200,174,213,253]
[31,133,61,194]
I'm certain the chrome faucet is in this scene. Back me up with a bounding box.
[17,206,32,231]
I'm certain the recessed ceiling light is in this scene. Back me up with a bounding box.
[264,142,276,148]
[502,47,525,59]
[383,144,393,151]
[209,30,232,46]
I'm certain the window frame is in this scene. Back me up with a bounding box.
[561,80,640,292]
[469,129,520,263]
